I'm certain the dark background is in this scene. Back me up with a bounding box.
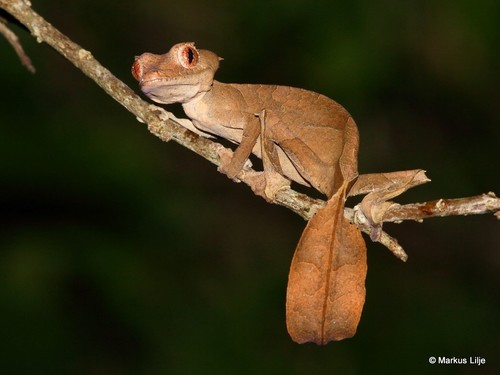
[1,0,498,374]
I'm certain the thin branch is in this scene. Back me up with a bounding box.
[356,192,499,261]
[0,0,227,175]
[382,192,500,222]
[0,14,35,72]
[1,0,498,262]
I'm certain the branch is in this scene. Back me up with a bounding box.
[0,11,35,72]
[380,192,500,222]
[347,192,500,262]
[1,0,498,262]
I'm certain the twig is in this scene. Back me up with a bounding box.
[0,0,226,174]
[1,0,498,261]
[354,193,499,261]
[0,14,35,72]
[382,192,500,222]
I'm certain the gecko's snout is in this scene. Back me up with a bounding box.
[131,59,143,82]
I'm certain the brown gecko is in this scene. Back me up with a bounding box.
[132,42,423,345]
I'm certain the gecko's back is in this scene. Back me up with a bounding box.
[230,83,359,197]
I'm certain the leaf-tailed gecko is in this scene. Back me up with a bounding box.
[132,42,368,345]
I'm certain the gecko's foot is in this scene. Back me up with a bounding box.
[263,172,290,201]
[217,146,289,201]
[244,171,290,202]
[217,147,252,181]
[356,194,399,242]
[353,203,383,241]
[244,171,267,199]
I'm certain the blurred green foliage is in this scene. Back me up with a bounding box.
[1,0,498,374]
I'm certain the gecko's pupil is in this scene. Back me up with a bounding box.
[186,48,194,64]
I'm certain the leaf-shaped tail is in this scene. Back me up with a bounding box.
[286,185,367,344]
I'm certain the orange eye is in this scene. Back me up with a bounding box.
[178,45,199,68]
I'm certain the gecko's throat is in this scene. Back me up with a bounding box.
[140,81,204,105]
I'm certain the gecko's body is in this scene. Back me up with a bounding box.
[182,80,357,197]
[132,42,367,344]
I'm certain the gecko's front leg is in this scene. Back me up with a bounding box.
[255,109,290,201]
[217,110,290,202]
[217,113,261,180]
[216,113,270,199]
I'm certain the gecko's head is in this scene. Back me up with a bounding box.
[132,42,221,104]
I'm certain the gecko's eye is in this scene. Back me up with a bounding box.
[178,44,199,68]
